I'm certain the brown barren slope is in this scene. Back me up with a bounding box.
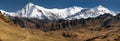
[0,12,67,41]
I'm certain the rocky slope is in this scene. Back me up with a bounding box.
[0,10,120,41]
[7,13,120,32]
[3,12,120,41]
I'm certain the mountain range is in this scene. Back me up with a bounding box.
[0,3,118,21]
[0,3,120,41]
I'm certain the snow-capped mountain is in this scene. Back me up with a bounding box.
[0,3,117,20]
[66,5,116,20]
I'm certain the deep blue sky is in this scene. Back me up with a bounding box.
[0,0,120,12]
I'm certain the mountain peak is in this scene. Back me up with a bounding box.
[97,5,104,8]
[94,5,110,11]
[25,2,35,8]
[95,5,106,9]
[27,2,35,6]
[72,6,82,8]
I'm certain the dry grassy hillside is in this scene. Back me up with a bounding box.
[0,12,67,41]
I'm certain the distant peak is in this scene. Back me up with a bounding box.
[98,5,103,7]
[73,6,79,8]
[24,2,36,9]
[94,5,108,11]
[69,6,83,10]
[25,2,35,7]
[97,5,105,8]
[27,2,34,5]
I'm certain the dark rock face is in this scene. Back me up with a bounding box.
[0,12,15,25]
[114,36,120,41]
[8,13,120,32]
[62,31,78,39]
[0,39,2,41]
[11,17,25,27]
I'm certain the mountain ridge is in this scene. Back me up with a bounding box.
[0,3,117,21]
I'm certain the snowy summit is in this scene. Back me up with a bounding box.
[0,3,117,20]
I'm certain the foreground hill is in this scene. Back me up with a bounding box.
[0,12,67,41]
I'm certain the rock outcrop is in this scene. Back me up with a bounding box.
[8,13,120,32]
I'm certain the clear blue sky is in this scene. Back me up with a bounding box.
[0,0,120,12]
